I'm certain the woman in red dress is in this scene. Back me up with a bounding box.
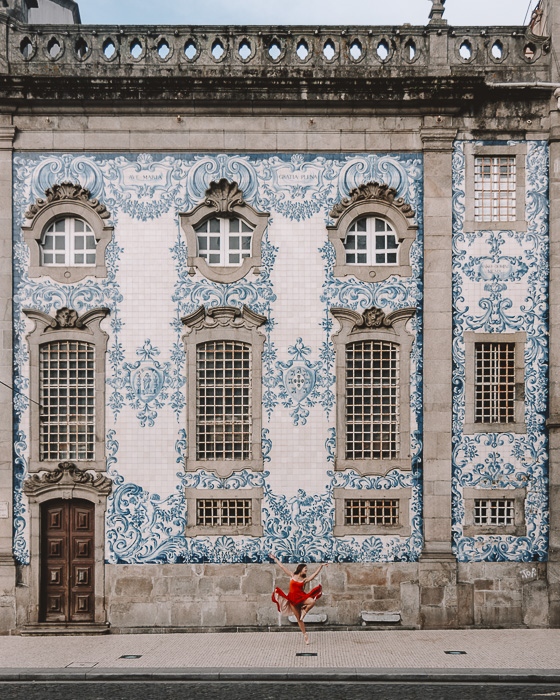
[270,553,327,644]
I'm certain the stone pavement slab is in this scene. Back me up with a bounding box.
[0,629,558,682]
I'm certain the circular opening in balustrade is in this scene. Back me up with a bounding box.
[376,39,389,61]
[404,38,416,62]
[296,39,309,61]
[20,36,34,59]
[47,36,62,59]
[184,39,197,60]
[75,37,89,60]
[524,42,537,61]
[459,40,473,60]
[349,39,363,61]
[268,38,281,60]
[211,38,225,60]
[238,38,252,60]
[157,38,170,60]
[323,39,335,60]
[130,38,143,59]
[103,38,117,60]
[491,39,503,60]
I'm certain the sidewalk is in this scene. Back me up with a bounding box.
[0,628,560,682]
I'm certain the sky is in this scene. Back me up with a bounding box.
[77,0,541,28]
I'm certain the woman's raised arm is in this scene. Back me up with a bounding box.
[269,553,293,577]
[306,563,328,582]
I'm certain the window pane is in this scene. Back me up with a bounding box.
[196,340,252,460]
[39,340,95,461]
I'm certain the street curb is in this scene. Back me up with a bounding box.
[1,667,560,683]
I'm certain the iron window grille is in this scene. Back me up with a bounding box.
[474,156,516,222]
[40,217,97,267]
[195,216,253,266]
[39,340,96,461]
[345,340,400,460]
[475,341,515,423]
[344,498,399,526]
[196,340,252,460]
[474,498,515,526]
[196,498,252,526]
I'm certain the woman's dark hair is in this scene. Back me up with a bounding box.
[294,563,307,578]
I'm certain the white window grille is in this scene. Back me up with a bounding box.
[195,217,253,266]
[196,340,252,460]
[475,342,515,423]
[344,217,399,265]
[474,498,515,526]
[474,156,516,222]
[39,340,95,461]
[344,498,399,526]
[40,217,97,267]
[196,498,252,526]
[345,340,400,460]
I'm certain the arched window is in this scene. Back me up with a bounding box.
[40,216,97,267]
[195,217,254,267]
[328,181,417,283]
[344,216,400,266]
[22,182,113,283]
[180,179,269,283]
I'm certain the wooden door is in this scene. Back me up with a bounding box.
[40,499,95,623]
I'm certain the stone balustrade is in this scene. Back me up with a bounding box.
[2,19,551,79]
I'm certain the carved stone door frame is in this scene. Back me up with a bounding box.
[22,462,111,628]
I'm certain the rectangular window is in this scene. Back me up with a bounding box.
[474,498,515,526]
[475,342,515,423]
[344,498,399,526]
[474,156,516,222]
[39,340,95,461]
[196,498,252,526]
[345,340,399,460]
[196,340,252,460]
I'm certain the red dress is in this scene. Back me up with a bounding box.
[272,577,322,615]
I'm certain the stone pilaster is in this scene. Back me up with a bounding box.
[419,120,457,627]
[547,116,560,626]
[0,124,16,633]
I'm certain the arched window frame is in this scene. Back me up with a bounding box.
[331,305,415,476]
[181,305,267,478]
[327,182,418,283]
[22,306,110,474]
[22,182,113,284]
[179,179,270,284]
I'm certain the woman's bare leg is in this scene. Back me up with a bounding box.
[300,597,317,620]
[290,603,308,643]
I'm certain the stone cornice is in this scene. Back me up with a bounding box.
[331,306,416,334]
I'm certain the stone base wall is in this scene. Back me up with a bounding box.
[101,561,551,632]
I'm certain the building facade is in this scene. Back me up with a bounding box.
[1,0,560,633]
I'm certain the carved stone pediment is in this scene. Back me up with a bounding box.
[24,182,111,221]
[329,182,415,220]
[331,306,416,334]
[204,178,245,214]
[182,305,267,333]
[23,462,112,497]
[23,307,109,335]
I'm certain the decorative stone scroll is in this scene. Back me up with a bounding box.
[329,182,415,220]
[182,304,267,335]
[23,461,112,498]
[25,182,111,221]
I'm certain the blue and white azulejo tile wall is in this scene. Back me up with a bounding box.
[12,151,423,565]
[452,141,549,562]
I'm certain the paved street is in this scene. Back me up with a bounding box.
[2,682,560,700]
